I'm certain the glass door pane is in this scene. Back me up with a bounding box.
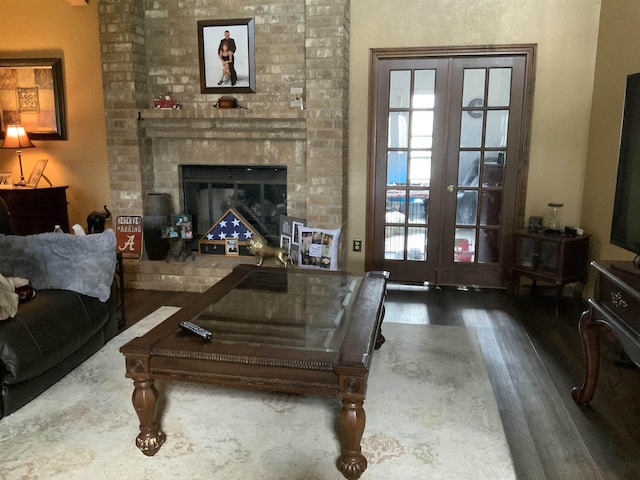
[452,66,512,265]
[384,69,436,262]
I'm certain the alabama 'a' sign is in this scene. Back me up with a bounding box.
[116,215,143,259]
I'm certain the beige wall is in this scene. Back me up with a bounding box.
[347,0,602,271]
[582,1,640,263]
[0,0,109,230]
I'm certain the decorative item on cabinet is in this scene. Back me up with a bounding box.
[527,215,543,232]
[545,202,563,233]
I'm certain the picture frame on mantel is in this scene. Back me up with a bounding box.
[198,18,256,94]
[0,58,67,140]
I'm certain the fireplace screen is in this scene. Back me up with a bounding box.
[181,165,287,247]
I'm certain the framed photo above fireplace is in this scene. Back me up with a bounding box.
[198,18,256,94]
[0,58,67,140]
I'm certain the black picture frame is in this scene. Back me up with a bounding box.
[198,18,256,94]
[0,58,67,140]
[528,215,544,232]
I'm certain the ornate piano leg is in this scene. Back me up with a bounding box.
[571,309,602,405]
[337,375,367,480]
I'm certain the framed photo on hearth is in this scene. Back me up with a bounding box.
[197,18,256,94]
[0,58,67,140]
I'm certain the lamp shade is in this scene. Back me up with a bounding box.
[1,125,35,149]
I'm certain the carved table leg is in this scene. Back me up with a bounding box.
[571,309,602,405]
[131,377,166,455]
[337,373,368,480]
[337,396,367,480]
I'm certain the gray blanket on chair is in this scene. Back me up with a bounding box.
[0,229,116,302]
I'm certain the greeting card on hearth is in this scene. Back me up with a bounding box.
[297,227,340,271]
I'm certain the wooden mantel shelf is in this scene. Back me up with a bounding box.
[140,107,307,120]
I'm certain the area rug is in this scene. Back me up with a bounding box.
[0,306,515,479]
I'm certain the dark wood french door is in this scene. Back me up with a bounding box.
[366,46,535,287]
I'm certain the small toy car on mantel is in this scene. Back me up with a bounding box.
[153,93,180,109]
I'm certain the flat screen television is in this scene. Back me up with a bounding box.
[611,72,640,268]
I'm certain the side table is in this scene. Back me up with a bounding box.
[0,186,70,234]
[511,229,590,315]
[572,261,640,404]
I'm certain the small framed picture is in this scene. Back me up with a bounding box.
[0,171,11,185]
[225,239,239,256]
[528,215,544,232]
[26,159,48,188]
[280,235,291,254]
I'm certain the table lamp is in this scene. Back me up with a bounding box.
[1,125,35,186]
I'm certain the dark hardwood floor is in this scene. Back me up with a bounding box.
[123,285,640,479]
[122,288,199,328]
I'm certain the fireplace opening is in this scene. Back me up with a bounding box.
[181,165,287,247]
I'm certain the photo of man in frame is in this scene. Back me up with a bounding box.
[202,24,249,89]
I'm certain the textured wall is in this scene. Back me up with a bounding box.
[0,1,110,230]
[582,2,640,262]
[346,0,602,271]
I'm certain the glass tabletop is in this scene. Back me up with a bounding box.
[185,269,363,352]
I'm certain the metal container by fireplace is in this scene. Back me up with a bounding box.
[143,192,171,260]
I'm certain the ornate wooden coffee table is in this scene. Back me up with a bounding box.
[120,264,387,480]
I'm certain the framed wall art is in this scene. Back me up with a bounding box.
[198,18,256,94]
[0,58,67,140]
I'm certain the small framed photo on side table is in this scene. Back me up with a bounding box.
[26,159,48,188]
[528,215,544,232]
[0,171,11,186]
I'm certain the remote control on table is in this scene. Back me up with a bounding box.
[179,321,212,341]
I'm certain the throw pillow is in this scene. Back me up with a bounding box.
[0,229,116,302]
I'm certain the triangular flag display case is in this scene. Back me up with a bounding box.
[198,208,262,256]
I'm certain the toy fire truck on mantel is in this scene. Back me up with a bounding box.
[153,92,180,110]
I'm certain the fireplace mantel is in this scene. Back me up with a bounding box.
[139,110,307,141]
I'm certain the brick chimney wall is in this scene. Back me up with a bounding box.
[96,0,350,290]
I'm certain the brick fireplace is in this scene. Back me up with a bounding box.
[97,0,350,291]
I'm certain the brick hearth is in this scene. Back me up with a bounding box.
[124,255,256,293]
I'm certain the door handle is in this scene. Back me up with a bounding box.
[447,184,455,193]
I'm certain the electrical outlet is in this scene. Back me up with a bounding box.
[353,239,362,252]
[290,87,303,109]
